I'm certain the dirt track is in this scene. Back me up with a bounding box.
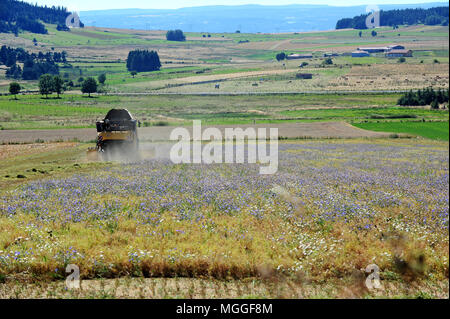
[0,122,389,144]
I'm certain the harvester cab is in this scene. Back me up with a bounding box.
[92,109,139,160]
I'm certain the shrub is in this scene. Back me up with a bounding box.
[296,73,313,79]
[9,82,21,99]
[276,52,286,61]
[154,121,169,126]
[323,58,333,65]
[98,73,106,84]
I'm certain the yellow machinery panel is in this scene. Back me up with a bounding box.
[98,131,133,141]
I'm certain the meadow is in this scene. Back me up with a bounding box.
[0,139,448,298]
[1,94,448,140]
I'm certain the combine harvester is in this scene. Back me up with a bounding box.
[88,109,139,161]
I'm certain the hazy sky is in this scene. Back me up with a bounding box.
[24,0,449,11]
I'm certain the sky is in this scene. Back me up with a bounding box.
[24,0,449,11]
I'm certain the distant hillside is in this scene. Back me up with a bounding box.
[79,3,448,33]
[336,6,449,29]
[0,0,82,35]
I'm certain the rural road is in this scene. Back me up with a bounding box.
[0,122,389,144]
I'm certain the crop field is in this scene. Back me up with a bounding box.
[1,93,448,130]
[353,121,450,141]
[0,24,448,94]
[0,139,448,298]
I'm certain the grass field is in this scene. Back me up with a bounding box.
[353,121,449,141]
[1,93,448,130]
[279,107,449,120]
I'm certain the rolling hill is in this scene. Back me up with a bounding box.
[79,3,448,33]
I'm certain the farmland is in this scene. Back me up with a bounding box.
[0,139,448,298]
[0,23,448,141]
[0,94,448,133]
[0,19,449,299]
[0,24,448,94]
[354,121,450,141]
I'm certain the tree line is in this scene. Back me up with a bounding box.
[398,87,449,109]
[0,0,83,34]
[9,74,101,99]
[1,45,67,80]
[126,50,161,73]
[166,29,186,41]
[336,6,449,29]
[38,74,98,98]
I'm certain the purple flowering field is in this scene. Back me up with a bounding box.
[0,139,448,292]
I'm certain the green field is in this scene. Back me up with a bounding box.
[0,23,448,136]
[1,93,448,139]
[353,121,449,140]
[4,93,446,129]
[280,107,448,120]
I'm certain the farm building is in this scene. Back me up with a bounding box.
[352,50,370,57]
[385,49,413,58]
[387,44,405,50]
[357,46,389,53]
[286,54,313,60]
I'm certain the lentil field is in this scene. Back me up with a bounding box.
[0,139,448,298]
